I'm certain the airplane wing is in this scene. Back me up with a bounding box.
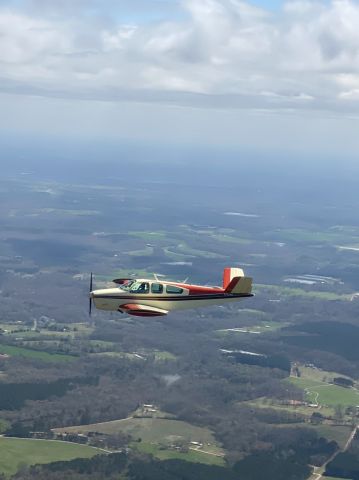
[119,303,168,317]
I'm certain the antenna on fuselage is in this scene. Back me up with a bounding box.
[153,273,159,282]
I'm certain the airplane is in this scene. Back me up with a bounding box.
[89,267,253,317]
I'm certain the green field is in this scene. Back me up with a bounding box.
[89,340,115,349]
[311,425,352,449]
[210,233,251,245]
[176,242,227,259]
[136,442,225,466]
[269,228,359,245]
[236,309,269,317]
[289,377,359,407]
[129,231,168,240]
[244,397,333,419]
[217,320,284,336]
[54,417,223,457]
[125,246,154,256]
[0,438,100,477]
[0,345,75,362]
[91,351,145,360]
[0,324,26,334]
[163,247,193,261]
[153,350,177,361]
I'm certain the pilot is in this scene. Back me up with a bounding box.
[137,282,149,293]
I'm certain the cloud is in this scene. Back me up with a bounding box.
[1,0,359,115]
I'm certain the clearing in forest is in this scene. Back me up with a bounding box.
[0,437,100,477]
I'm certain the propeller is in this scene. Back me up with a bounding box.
[89,272,93,316]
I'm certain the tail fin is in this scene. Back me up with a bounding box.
[223,267,253,295]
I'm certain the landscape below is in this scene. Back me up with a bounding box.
[1,159,359,479]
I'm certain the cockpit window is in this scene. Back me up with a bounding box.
[121,280,135,291]
[130,281,149,294]
[151,283,163,294]
[166,285,183,294]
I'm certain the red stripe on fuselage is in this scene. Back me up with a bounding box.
[173,283,224,295]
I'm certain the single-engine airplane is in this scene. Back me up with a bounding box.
[89,267,253,317]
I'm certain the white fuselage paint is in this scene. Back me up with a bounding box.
[91,287,247,312]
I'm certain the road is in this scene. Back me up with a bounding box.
[309,425,357,480]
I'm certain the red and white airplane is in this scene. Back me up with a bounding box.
[89,267,253,317]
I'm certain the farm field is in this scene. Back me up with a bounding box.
[297,366,353,384]
[288,377,359,407]
[217,320,284,336]
[0,345,75,362]
[153,350,177,361]
[266,228,359,245]
[244,397,333,419]
[0,438,100,477]
[310,425,352,449]
[54,417,224,457]
[136,442,225,466]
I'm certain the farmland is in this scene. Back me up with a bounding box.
[0,438,100,477]
[0,345,75,362]
[2,154,359,479]
[289,376,359,407]
[136,442,225,466]
[53,415,224,464]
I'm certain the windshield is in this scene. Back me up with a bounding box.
[120,280,135,291]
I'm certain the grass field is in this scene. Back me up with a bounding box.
[54,417,223,457]
[0,324,26,334]
[164,246,194,261]
[210,233,251,245]
[217,320,285,336]
[244,397,333,419]
[297,366,350,384]
[176,243,226,259]
[243,398,352,448]
[0,438,100,477]
[125,246,154,257]
[311,425,352,449]
[91,351,145,360]
[3,322,94,341]
[129,231,168,240]
[136,442,225,466]
[289,377,359,407]
[269,228,359,245]
[0,345,75,362]
[153,350,177,361]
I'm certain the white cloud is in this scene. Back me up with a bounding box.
[1,0,359,115]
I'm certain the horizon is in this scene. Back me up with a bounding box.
[1,0,359,158]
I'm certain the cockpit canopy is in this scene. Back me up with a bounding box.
[120,279,186,295]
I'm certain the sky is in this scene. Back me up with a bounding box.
[1,0,359,156]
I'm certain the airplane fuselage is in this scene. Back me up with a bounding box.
[91,276,253,317]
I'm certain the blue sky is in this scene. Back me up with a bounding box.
[0,0,359,157]
[250,0,283,10]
